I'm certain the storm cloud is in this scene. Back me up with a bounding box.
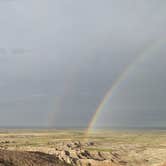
[0,0,166,128]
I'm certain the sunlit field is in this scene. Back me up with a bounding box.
[0,129,165,166]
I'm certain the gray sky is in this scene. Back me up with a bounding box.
[0,0,166,128]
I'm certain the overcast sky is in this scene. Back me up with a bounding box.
[0,0,166,128]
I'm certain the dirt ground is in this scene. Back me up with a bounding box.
[0,129,165,166]
[0,149,68,166]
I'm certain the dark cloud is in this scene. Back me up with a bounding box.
[0,0,165,128]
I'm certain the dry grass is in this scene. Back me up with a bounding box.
[0,129,166,166]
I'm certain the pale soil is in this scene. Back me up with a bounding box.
[0,129,165,166]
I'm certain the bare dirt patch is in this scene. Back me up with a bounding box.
[0,149,68,166]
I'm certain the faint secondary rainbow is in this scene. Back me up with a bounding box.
[86,38,165,134]
[47,51,105,127]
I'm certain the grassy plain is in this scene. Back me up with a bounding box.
[0,129,165,166]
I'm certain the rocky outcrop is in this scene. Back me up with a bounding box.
[0,141,123,165]
[53,141,121,166]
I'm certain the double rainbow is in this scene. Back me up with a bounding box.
[86,38,165,134]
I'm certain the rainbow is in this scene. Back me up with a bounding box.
[86,38,165,134]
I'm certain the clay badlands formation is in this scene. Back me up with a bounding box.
[0,130,166,166]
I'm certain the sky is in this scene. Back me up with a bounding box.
[0,0,166,128]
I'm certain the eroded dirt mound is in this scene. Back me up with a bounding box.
[0,149,68,166]
[53,141,120,166]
